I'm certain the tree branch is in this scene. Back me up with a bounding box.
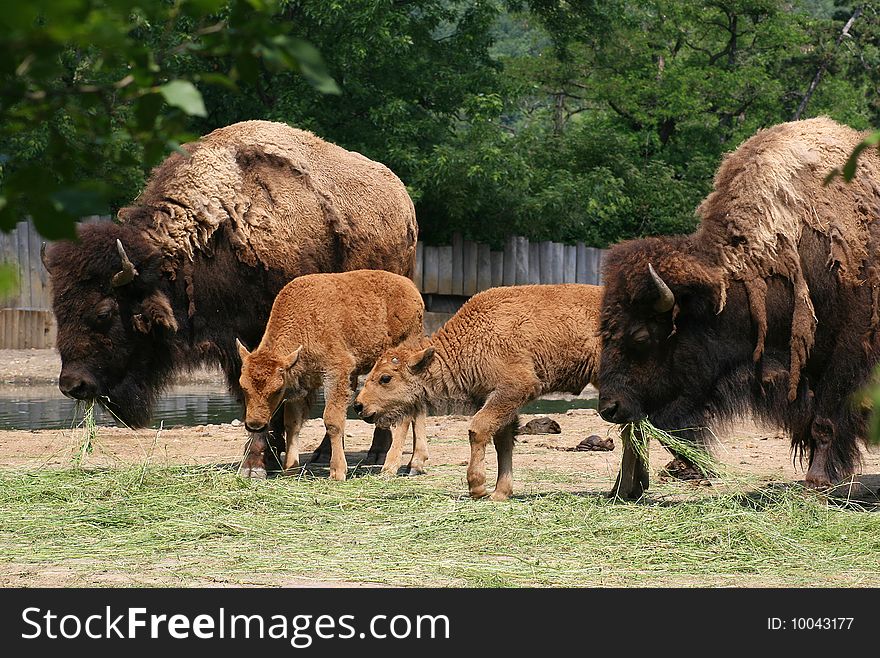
[792,6,863,121]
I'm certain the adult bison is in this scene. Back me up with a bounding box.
[597,117,880,497]
[42,120,418,467]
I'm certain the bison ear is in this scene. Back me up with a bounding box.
[284,345,303,370]
[407,346,435,373]
[236,338,250,362]
[134,291,178,334]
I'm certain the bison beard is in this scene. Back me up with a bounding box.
[597,118,880,496]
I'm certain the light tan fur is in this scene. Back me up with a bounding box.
[238,270,427,481]
[695,117,880,399]
[118,120,417,278]
[356,284,603,500]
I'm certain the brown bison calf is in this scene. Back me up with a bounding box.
[237,270,427,480]
[355,284,603,500]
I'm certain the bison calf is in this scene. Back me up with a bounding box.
[355,284,603,500]
[237,270,427,480]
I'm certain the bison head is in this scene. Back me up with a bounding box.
[44,222,179,427]
[237,340,305,433]
[355,345,434,428]
[597,237,727,427]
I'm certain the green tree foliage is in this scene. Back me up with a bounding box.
[418,0,879,245]
[0,0,338,239]
[192,0,504,219]
[1,0,877,246]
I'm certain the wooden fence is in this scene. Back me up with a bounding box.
[0,219,607,348]
[0,221,55,349]
[415,235,607,295]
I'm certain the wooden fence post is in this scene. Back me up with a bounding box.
[491,251,503,287]
[564,244,577,283]
[529,242,541,284]
[462,240,478,296]
[503,235,516,286]
[552,242,564,283]
[477,243,492,292]
[422,246,439,294]
[451,233,464,296]
[515,236,529,285]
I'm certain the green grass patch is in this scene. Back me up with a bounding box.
[1,465,879,587]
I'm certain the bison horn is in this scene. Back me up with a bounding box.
[111,239,139,287]
[40,243,49,270]
[648,263,675,313]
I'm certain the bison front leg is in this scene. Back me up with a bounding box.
[239,431,270,479]
[466,424,491,499]
[380,418,411,476]
[283,398,308,471]
[309,434,333,464]
[804,416,857,489]
[405,409,429,476]
[322,378,351,481]
[610,427,649,500]
[468,387,530,500]
[661,427,711,481]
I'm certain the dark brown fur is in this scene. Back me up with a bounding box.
[598,118,880,495]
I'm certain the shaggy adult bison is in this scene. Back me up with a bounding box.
[42,120,417,464]
[597,117,880,497]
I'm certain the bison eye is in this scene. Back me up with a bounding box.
[379,374,392,385]
[89,305,115,329]
[630,327,651,344]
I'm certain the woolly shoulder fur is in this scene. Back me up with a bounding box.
[694,117,880,396]
[117,120,417,276]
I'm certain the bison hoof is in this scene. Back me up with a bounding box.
[378,466,399,478]
[469,486,488,499]
[329,468,347,482]
[489,490,511,502]
[608,482,645,500]
[804,475,833,490]
[405,464,427,476]
[239,465,267,479]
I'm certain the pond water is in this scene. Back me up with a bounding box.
[0,384,597,431]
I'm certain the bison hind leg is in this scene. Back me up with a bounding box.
[489,419,517,501]
[365,427,393,466]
